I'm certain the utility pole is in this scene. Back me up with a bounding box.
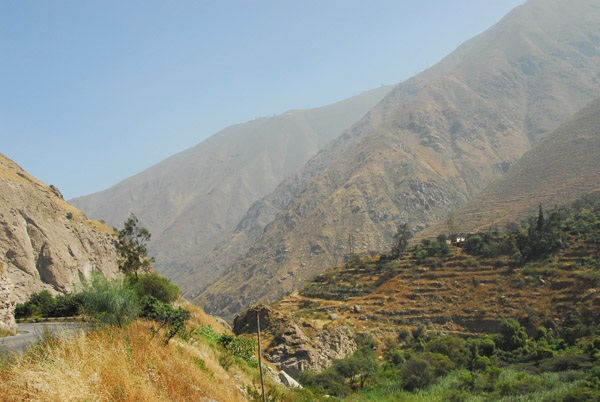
[256,311,266,402]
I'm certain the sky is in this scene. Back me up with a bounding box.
[1,0,525,200]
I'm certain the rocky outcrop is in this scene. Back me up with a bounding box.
[266,322,356,378]
[233,304,286,335]
[233,304,356,378]
[0,272,17,334]
[0,154,120,304]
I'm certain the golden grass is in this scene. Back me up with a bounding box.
[0,329,16,338]
[0,320,258,402]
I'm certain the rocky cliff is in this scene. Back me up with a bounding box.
[0,153,120,308]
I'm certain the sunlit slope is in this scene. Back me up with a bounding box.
[197,0,600,316]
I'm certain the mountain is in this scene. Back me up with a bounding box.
[420,96,600,238]
[0,153,119,329]
[197,0,600,317]
[71,86,392,285]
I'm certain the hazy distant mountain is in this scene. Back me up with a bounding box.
[420,96,600,237]
[71,86,392,285]
[197,0,600,316]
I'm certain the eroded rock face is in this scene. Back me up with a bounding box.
[0,272,17,334]
[234,304,356,378]
[266,322,356,378]
[0,154,120,305]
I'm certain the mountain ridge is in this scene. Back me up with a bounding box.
[71,85,392,285]
[197,0,600,316]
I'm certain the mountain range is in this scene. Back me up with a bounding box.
[72,0,600,317]
[71,86,392,287]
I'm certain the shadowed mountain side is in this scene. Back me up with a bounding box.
[420,96,600,238]
[71,85,392,285]
[195,0,600,316]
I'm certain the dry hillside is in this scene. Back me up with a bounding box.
[420,96,600,238]
[198,0,600,317]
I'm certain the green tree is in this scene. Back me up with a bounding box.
[115,213,154,277]
[497,318,528,351]
[126,273,180,304]
[333,346,378,389]
[391,223,412,259]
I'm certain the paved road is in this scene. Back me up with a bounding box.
[0,322,91,355]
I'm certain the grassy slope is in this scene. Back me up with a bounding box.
[0,303,293,402]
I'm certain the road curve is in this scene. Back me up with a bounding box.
[0,322,91,355]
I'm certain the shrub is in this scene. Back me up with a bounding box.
[79,274,140,327]
[497,318,527,351]
[126,273,180,304]
[400,352,455,390]
[426,336,471,367]
[139,295,191,344]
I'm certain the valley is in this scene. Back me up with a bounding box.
[2,0,600,400]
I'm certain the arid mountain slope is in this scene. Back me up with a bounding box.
[421,96,600,237]
[71,86,392,284]
[198,0,600,316]
[0,153,119,306]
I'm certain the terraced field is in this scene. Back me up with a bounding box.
[272,235,600,342]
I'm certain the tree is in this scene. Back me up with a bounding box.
[391,223,412,259]
[333,346,378,389]
[537,203,545,231]
[497,318,528,351]
[115,213,154,277]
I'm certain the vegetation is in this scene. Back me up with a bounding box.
[14,290,83,319]
[115,213,154,277]
[283,195,600,400]
[0,310,297,402]
[296,316,600,400]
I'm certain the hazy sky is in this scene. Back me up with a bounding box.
[1,0,525,200]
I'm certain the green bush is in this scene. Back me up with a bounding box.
[426,336,471,367]
[139,295,191,343]
[79,274,140,327]
[400,351,455,390]
[14,290,83,319]
[496,318,528,351]
[126,273,180,304]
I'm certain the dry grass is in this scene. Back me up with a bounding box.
[0,329,16,338]
[0,320,260,402]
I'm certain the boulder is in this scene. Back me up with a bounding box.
[278,370,302,389]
